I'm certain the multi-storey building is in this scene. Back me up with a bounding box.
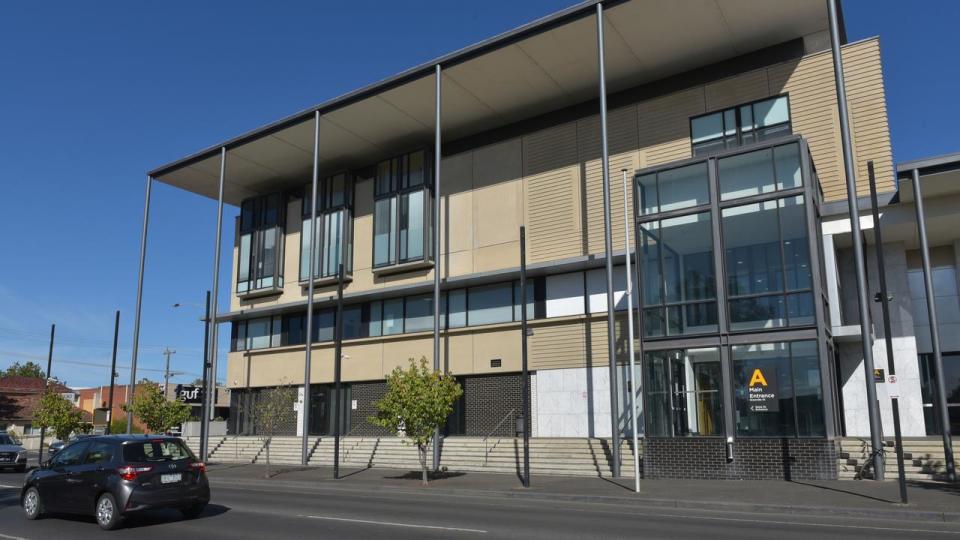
[140,0,956,480]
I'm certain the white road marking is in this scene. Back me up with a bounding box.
[0,485,20,489]
[297,514,487,534]
[0,533,29,540]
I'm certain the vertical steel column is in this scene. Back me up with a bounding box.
[520,226,530,487]
[127,176,153,434]
[432,63,442,472]
[827,0,884,479]
[205,148,227,445]
[595,2,620,476]
[868,162,908,503]
[106,311,119,435]
[622,169,639,493]
[912,168,956,482]
[199,291,211,461]
[38,324,55,464]
[333,262,345,478]
[303,111,321,465]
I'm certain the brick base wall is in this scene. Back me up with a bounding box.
[643,438,838,480]
[463,374,526,437]
[349,381,393,436]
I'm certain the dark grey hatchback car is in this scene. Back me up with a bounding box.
[21,435,209,530]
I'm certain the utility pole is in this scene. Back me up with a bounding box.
[162,348,176,399]
[106,311,120,434]
[38,324,55,465]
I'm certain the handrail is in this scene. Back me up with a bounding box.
[483,409,517,466]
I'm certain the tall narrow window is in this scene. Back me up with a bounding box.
[691,95,791,156]
[300,173,353,281]
[722,196,813,330]
[639,211,717,337]
[644,347,723,437]
[373,150,433,268]
[237,193,285,294]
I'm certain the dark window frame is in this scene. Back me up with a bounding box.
[690,94,792,157]
[372,149,434,269]
[300,172,355,281]
[236,193,286,295]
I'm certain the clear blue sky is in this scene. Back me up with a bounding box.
[0,0,956,389]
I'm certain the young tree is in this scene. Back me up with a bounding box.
[33,390,84,441]
[126,380,192,434]
[369,358,463,485]
[109,415,143,435]
[254,383,297,478]
[3,361,45,379]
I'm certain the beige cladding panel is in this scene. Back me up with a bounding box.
[522,121,583,263]
[705,68,770,111]
[637,86,705,167]
[473,141,522,249]
[444,333,474,375]
[341,341,385,382]
[528,319,586,370]
[441,151,475,277]
[381,335,433,374]
[472,327,521,373]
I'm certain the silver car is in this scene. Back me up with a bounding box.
[0,434,28,473]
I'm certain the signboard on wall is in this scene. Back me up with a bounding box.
[747,366,779,412]
[175,385,204,404]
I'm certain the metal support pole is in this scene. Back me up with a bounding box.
[867,163,907,503]
[206,148,227,430]
[303,111,321,465]
[333,262,345,479]
[38,324,55,464]
[827,0,884,479]
[432,62,443,472]
[200,291,211,461]
[162,348,176,399]
[595,2,620,476]
[105,311,120,435]
[622,169,640,493]
[127,176,153,434]
[520,227,530,487]
[912,168,956,482]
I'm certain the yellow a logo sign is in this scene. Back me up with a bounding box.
[749,368,768,387]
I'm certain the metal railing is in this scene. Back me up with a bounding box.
[483,409,517,466]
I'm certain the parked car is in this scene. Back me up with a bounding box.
[21,435,209,530]
[0,434,27,473]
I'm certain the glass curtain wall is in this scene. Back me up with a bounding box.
[300,173,353,281]
[237,193,285,294]
[635,137,828,440]
[374,150,433,268]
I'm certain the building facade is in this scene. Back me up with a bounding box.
[143,0,950,480]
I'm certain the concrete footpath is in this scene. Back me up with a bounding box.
[205,463,960,523]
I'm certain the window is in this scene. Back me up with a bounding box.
[122,439,194,462]
[238,193,285,294]
[382,298,404,335]
[84,442,115,464]
[447,290,467,329]
[718,142,802,201]
[51,441,89,467]
[722,196,813,331]
[691,95,791,156]
[301,173,353,281]
[636,162,709,216]
[640,212,717,337]
[231,316,282,351]
[373,150,433,268]
[405,294,433,333]
[468,283,513,326]
[732,340,825,437]
[645,348,723,437]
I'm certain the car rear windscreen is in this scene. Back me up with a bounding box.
[123,440,194,462]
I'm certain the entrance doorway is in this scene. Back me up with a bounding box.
[308,385,351,436]
[920,352,960,435]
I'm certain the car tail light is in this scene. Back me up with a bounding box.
[117,465,152,481]
[189,462,206,474]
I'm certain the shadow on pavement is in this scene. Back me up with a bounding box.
[788,480,897,504]
[38,504,230,530]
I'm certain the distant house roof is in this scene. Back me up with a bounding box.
[0,376,75,424]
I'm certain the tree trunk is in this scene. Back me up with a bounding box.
[265,436,271,478]
[419,444,428,486]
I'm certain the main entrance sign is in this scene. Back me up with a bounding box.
[747,366,778,412]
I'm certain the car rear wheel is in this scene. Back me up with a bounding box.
[181,502,207,519]
[22,487,42,520]
[96,493,122,530]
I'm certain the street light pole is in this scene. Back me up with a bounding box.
[622,169,640,493]
[106,312,120,434]
[38,324,55,465]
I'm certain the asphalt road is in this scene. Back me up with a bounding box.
[0,473,959,539]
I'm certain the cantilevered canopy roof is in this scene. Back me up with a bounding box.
[150,0,832,205]
[896,151,960,203]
